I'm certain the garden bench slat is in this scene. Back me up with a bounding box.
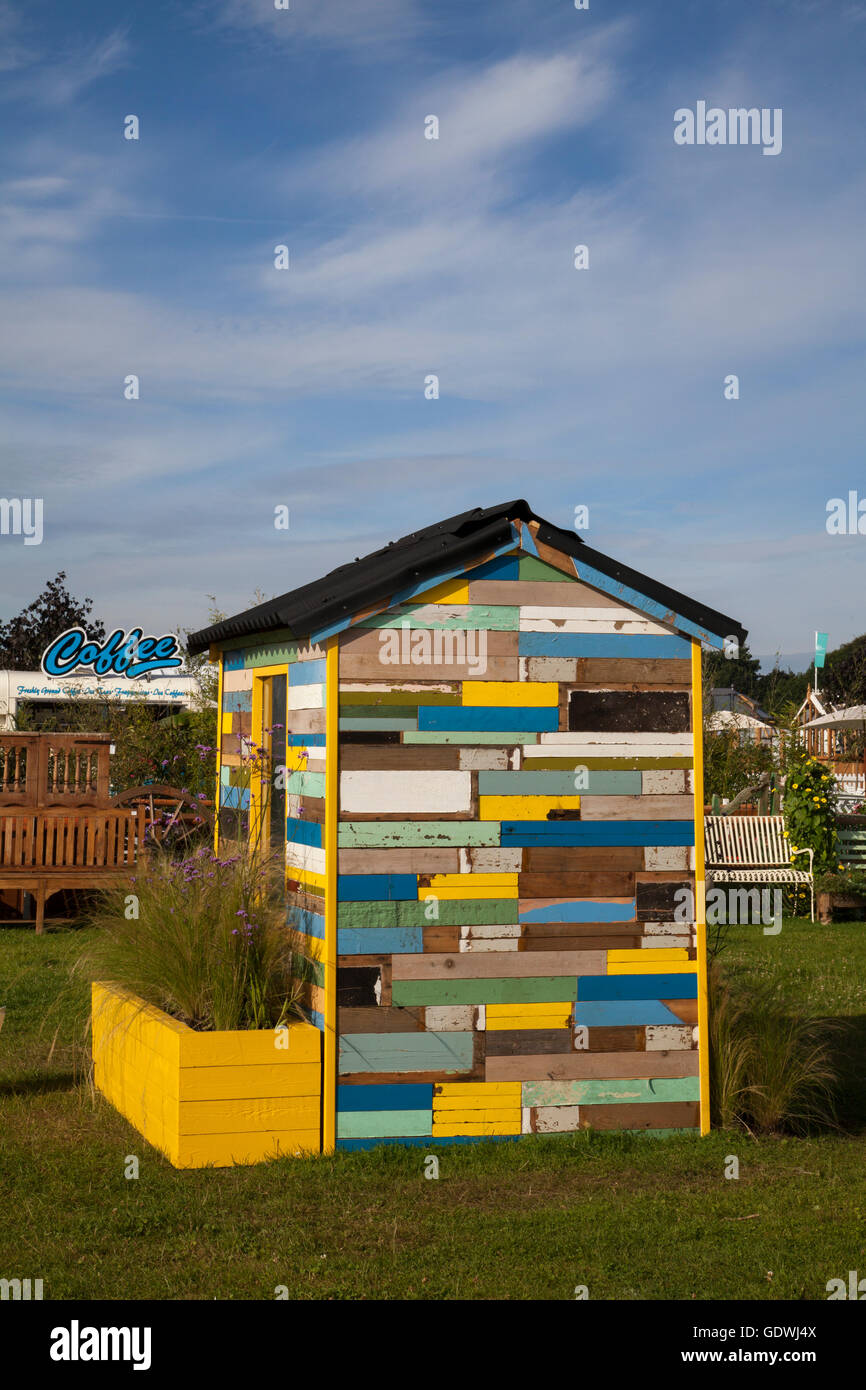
[704,815,814,921]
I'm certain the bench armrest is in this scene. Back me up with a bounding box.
[790,847,814,873]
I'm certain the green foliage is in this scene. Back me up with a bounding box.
[703,642,762,698]
[0,571,105,669]
[821,632,866,707]
[781,746,838,874]
[708,961,839,1134]
[78,849,306,1032]
[702,723,773,802]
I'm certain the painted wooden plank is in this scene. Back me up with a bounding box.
[340,745,462,771]
[433,1081,522,1100]
[337,1110,433,1139]
[518,607,671,635]
[524,657,579,682]
[579,1101,700,1130]
[568,689,691,734]
[338,684,460,700]
[522,1077,701,1107]
[486,1029,572,1055]
[288,684,325,711]
[519,633,691,659]
[501,821,694,847]
[338,874,418,901]
[574,1000,692,1026]
[486,1050,699,1081]
[177,1096,321,1137]
[529,1105,582,1133]
[608,960,696,976]
[518,898,635,924]
[459,847,524,872]
[580,794,694,822]
[338,717,417,732]
[421,872,519,900]
[523,845,643,871]
[337,927,424,954]
[645,845,691,870]
[174,1130,320,1166]
[356,604,519,631]
[391,978,576,1006]
[518,871,634,897]
[432,1120,522,1136]
[462,681,559,706]
[458,748,512,770]
[460,937,519,953]
[636,879,692,920]
[286,842,327,875]
[339,821,500,848]
[340,656,520,682]
[468,579,608,607]
[404,730,537,745]
[392,950,604,980]
[338,899,518,928]
[338,1032,475,1075]
[646,1025,696,1050]
[338,1083,433,1110]
[486,1010,572,1031]
[642,770,691,794]
[339,770,472,815]
[340,627,518,657]
[478,770,640,796]
[420,706,558,732]
[338,848,460,874]
[424,1006,481,1031]
[285,770,326,797]
[479,795,582,821]
[537,731,693,748]
[176,1062,323,1103]
[608,948,689,964]
[336,1007,425,1033]
[524,755,693,771]
[580,973,697,1000]
[460,922,522,938]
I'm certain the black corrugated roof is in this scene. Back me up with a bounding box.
[186,499,747,655]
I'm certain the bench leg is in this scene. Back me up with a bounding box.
[35,886,46,935]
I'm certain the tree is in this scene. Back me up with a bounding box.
[0,572,105,670]
[821,633,866,708]
[702,642,763,699]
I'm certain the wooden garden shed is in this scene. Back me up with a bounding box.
[188,501,746,1151]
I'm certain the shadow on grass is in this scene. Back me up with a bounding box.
[825,1013,866,1133]
[0,1071,77,1097]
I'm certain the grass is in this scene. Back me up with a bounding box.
[2,918,866,1300]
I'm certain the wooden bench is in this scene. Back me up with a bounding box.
[837,817,866,870]
[704,814,815,922]
[0,807,136,932]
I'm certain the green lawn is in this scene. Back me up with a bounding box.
[1,919,865,1301]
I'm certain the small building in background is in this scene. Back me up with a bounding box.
[0,669,199,731]
[708,688,776,746]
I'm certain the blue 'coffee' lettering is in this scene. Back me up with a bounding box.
[42,627,183,679]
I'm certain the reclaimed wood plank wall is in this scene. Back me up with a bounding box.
[332,547,701,1148]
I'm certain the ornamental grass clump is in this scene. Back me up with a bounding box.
[80,847,306,1032]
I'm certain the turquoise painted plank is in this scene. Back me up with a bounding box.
[338,899,518,928]
[338,822,500,848]
[523,1078,700,1107]
[391,978,576,1006]
[478,770,641,795]
[335,1136,519,1150]
[338,927,423,954]
[579,973,698,1000]
[285,770,326,797]
[519,900,636,924]
[338,874,418,901]
[336,1110,433,1139]
[518,633,691,658]
[287,818,322,847]
[339,1031,475,1075]
[574,1001,686,1026]
[223,690,252,713]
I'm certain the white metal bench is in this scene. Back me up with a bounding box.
[704,815,815,922]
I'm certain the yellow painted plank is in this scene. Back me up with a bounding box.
[487,1015,571,1031]
[178,1096,321,1136]
[421,872,519,900]
[177,1061,322,1103]
[432,1107,521,1123]
[608,961,697,976]
[290,865,327,895]
[175,1129,321,1168]
[608,948,689,963]
[433,1082,522,1100]
[462,681,558,707]
[432,1120,522,1136]
[692,639,710,1137]
[478,795,581,821]
[180,1022,321,1067]
[486,1002,572,1021]
[417,576,470,605]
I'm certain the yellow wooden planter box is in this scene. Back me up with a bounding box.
[92,982,322,1168]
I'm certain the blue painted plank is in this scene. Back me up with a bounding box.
[286,818,322,848]
[338,874,418,901]
[579,973,698,1000]
[220,785,250,810]
[418,706,559,732]
[501,821,695,847]
[574,1000,688,1026]
[519,899,636,923]
[568,556,727,650]
[290,658,327,685]
[517,633,691,659]
[290,907,325,939]
[338,1084,434,1112]
[338,927,424,954]
[288,733,326,747]
[223,689,253,713]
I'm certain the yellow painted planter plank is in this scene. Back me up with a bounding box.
[433,1081,521,1102]
[608,961,697,976]
[92,983,323,1169]
[607,948,689,964]
[433,1120,522,1136]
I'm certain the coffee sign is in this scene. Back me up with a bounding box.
[41,628,183,680]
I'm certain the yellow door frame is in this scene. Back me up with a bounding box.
[691,640,711,1136]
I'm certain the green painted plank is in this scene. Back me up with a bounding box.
[356,605,519,631]
[392,978,577,1006]
[336,1109,433,1139]
[478,770,641,795]
[338,899,519,928]
[339,1031,474,1075]
[286,770,326,797]
[522,1078,700,1107]
[403,731,539,745]
[337,690,462,706]
[338,822,500,848]
[517,557,576,582]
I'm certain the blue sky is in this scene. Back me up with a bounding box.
[1,0,865,668]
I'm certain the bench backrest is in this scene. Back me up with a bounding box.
[838,826,866,868]
[704,815,791,868]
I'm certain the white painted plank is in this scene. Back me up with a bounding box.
[339,770,472,814]
[288,683,325,710]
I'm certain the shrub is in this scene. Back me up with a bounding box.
[781,747,837,874]
[78,848,307,1032]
